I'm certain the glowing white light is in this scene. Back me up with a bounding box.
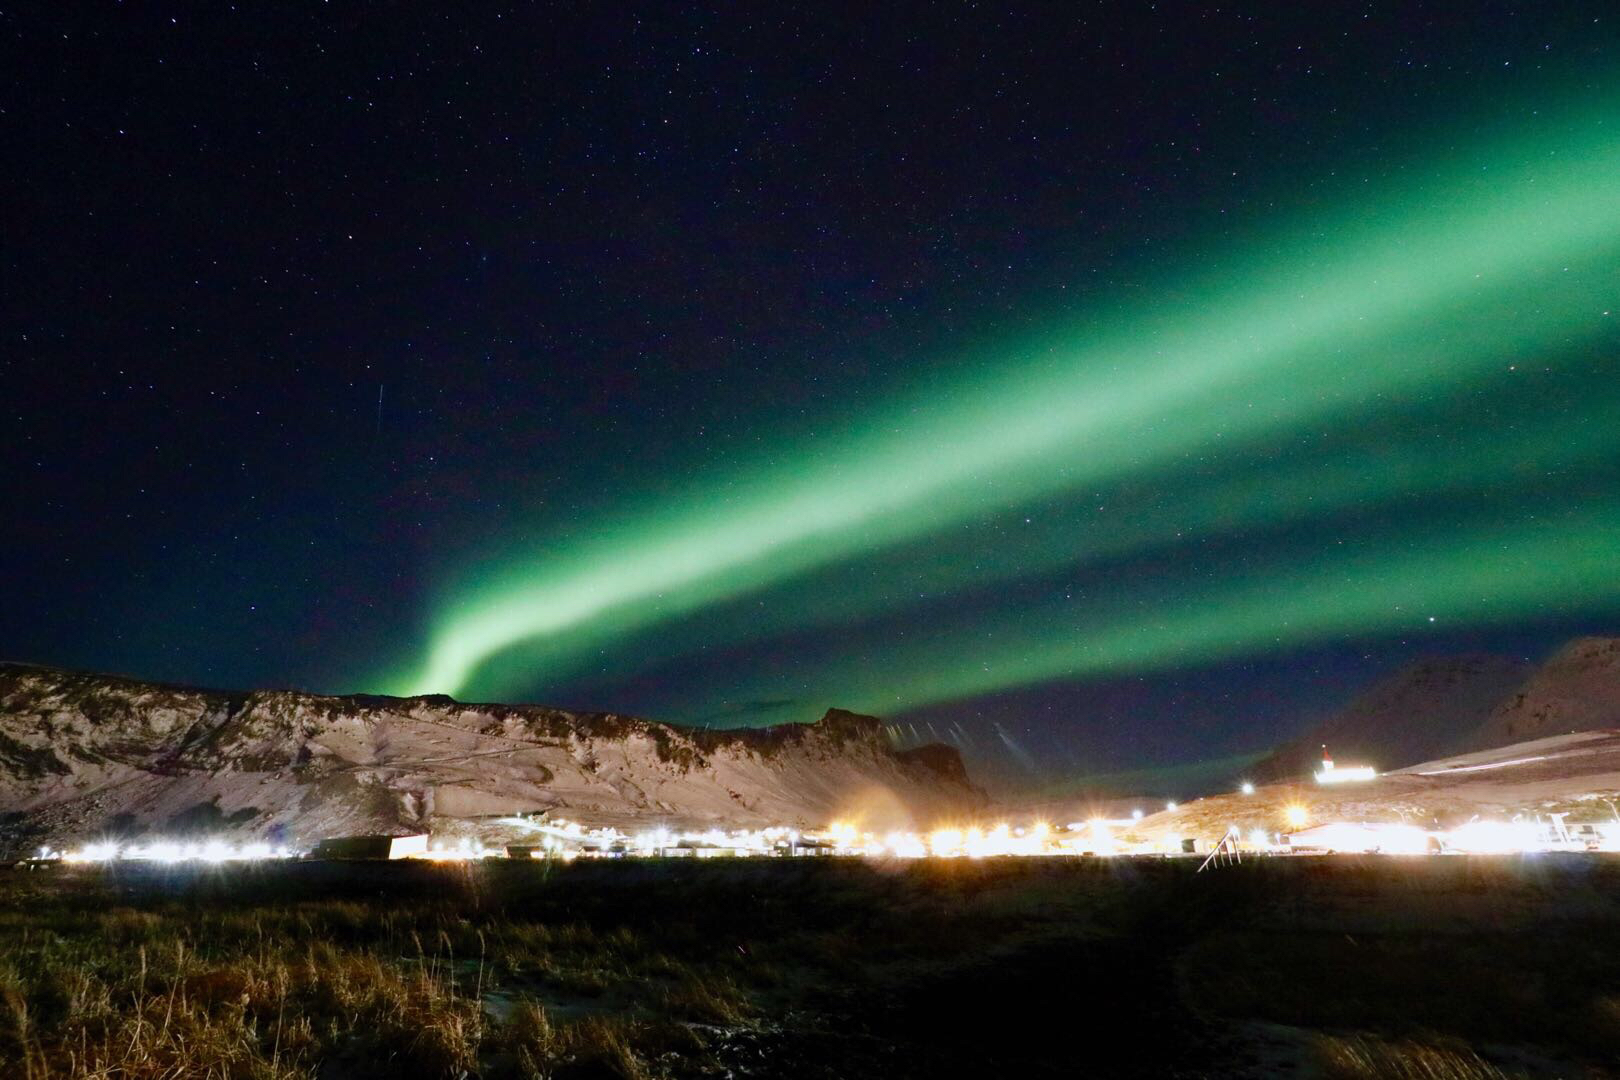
[1286,822,1430,854]
[1088,818,1117,856]
[1315,764,1377,785]
[51,809,1592,868]
[1445,819,1542,854]
[54,836,293,864]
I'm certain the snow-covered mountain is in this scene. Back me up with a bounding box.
[0,663,982,856]
[1472,637,1620,747]
[1249,655,1534,780]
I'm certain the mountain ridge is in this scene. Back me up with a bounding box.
[1251,636,1620,781]
[0,662,982,857]
[1473,636,1620,747]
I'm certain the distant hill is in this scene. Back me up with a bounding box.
[1251,655,1534,780]
[1472,637,1620,747]
[1026,752,1267,801]
[0,663,982,857]
[1135,728,1620,851]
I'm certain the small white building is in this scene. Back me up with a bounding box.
[1314,745,1376,785]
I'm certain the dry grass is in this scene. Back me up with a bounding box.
[1314,1033,1517,1080]
[0,868,747,1078]
[1,856,1618,1077]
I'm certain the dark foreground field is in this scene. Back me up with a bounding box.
[1,856,1618,1078]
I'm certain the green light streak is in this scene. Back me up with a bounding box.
[699,502,1620,717]
[390,108,1620,707]
[470,392,1620,697]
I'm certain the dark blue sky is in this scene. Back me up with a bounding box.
[6,4,1619,779]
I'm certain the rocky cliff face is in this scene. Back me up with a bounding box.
[1251,655,1535,779]
[0,664,982,856]
[1472,637,1620,746]
[1256,637,1620,780]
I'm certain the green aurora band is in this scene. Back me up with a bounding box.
[683,501,1620,718]
[389,108,1620,717]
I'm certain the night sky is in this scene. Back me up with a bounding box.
[7,4,1620,781]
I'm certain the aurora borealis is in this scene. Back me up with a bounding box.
[10,4,1620,775]
[388,107,1620,722]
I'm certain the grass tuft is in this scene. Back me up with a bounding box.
[1314,1033,1515,1080]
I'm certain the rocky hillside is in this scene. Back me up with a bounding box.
[1472,637,1620,746]
[0,664,982,857]
[1251,655,1534,780]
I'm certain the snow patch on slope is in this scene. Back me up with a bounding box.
[0,665,983,856]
